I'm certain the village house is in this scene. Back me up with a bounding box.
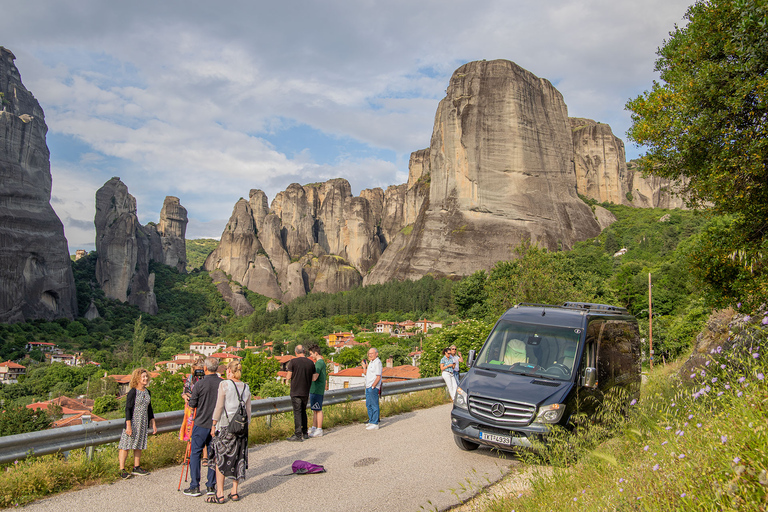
[374,321,397,334]
[50,353,77,366]
[26,396,107,428]
[189,341,227,356]
[0,360,26,383]
[25,341,57,353]
[327,363,421,390]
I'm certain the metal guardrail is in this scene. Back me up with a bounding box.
[0,376,446,465]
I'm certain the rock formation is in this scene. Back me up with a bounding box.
[366,60,602,284]
[0,47,77,323]
[207,59,688,303]
[94,177,188,314]
[210,270,255,317]
[570,118,687,208]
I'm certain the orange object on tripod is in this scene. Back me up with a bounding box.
[177,406,196,491]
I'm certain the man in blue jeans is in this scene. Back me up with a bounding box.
[183,357,222,497]
[362,347,382,430]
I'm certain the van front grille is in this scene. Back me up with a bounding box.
[468,395,536,426]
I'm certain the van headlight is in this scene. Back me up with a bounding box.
[454,387,469,410]
[533,403,565,424]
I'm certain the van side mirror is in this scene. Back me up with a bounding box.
[582,367,597,388]
[467,350,476,367]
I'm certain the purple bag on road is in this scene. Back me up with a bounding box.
[292,460,326,474]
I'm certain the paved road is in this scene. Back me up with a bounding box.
[26,404,522,512]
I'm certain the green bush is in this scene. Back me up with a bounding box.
[92,395,119,415]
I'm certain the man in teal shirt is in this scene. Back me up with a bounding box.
[308,345,327,437]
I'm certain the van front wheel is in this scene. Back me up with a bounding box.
[454,435,479,451]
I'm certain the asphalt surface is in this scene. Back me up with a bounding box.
[24,403,521,512]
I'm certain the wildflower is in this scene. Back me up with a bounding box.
[679,454,685,459]
[762,317,768,326]
[725,384,731,390]
[678,430,684,436]
[696,423,702,428]
[630,399,637,406]
[619,478,624,483]
[711,377,717,383]
[619,488,623,492]
[758,373,764,380]
[665,426,672,430]
[643,445,649,451]
[690,373,696,379]
[662,441,668,446]
[721,364,726,369]
[705,385,711,392]
[701,370,706,377]
[738,377,746,383]
[684,422,689,426]
[688,414,694,420]
[721,435,727,444]
[653,464,659,471]
[737,391,743,397]
[717,346,722,353]
[573,498,577,502]
[717,392,724,396]
[744,315,752,322]
[737,302,741,308]
[733,457,741,464]
[681,492,686,498]
[706,360,711,367]
[753,353,760,359]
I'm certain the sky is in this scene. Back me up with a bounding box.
[2,0,692,252]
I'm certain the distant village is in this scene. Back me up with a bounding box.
[0,319,444,430]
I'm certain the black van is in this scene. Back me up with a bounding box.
[451,302,640,451]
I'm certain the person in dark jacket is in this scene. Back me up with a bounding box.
[183,357,223,497]
[117,368,156,479]
[285,345,317,442]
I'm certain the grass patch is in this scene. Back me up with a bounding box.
[473,319,768,511]
[0,388,450,508]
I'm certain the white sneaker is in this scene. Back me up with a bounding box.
[309,428,323,437]
[309,426,316,435]
[366,424,379,430]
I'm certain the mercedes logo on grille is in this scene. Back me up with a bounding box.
[491,403,505,417]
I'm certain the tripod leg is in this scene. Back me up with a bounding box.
[178,441,191,490]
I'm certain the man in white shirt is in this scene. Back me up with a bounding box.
[361,348,382,430]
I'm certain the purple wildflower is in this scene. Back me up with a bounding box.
[653,464,659,471]
[665,426,673,430]
[758,373,764,380]
[762,317,768,325]
[662,441,668,446]
[712,377,718,383]
[721,364,726,369]
[739,377,746,383]
[737,302,742,308]
[734,457,741,464]
[721,435,727,444]
[753,353,760,359]
[688,414,694,420]
[679,454,685,459]
[643,445,649,451]
[737,391,743,397]
[696,423,702,428]
[725,384,731,390]
[690,373,696,379]
[630,399,637,406]
[681,493,686,498]
[717,392,724,396]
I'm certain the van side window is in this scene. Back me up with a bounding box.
[597,320,642,388]
[582,319,603,373]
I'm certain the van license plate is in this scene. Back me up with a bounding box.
[479,432,511,445]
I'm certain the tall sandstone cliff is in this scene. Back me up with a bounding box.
[570,117,687,208]
[94,177,187,314]
[208,59,685,302]
[0,47,77,322]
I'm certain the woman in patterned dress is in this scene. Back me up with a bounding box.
[208,360,251,503]
[117,368,157,479]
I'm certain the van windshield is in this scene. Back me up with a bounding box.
[475,320,582,381]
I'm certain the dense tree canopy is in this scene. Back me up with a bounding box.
[626,0,768,308]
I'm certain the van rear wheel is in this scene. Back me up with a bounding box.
[454,435,479,451]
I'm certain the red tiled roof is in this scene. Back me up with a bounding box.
[51,411,107,428]
[275,355,295,364]
[383,365,420,380]
[209,353,241,359]
[330,367,365,377]
[0,360,26,369]
[27,341,56,346]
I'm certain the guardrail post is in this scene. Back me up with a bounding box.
[265,414,272,428]
[82,414,94,460]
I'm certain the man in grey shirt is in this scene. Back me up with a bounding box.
[184,357,223,497]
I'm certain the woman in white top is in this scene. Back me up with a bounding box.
[209,360,251,503]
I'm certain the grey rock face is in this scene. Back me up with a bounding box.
[570,118,687,208]
[210,269,255,317]
[0,47,77,322]
[366,59,602,285]
[157,196,188,272]
[94,178,188,314]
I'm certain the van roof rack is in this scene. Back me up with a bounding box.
[516,302,629,315]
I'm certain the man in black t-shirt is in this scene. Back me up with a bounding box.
[286,345,318,442]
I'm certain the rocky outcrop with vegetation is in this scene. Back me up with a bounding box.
[0,47,77,322]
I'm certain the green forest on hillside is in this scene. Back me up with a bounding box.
[0,202,717,412]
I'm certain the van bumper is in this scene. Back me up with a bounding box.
[450,406,549,449]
